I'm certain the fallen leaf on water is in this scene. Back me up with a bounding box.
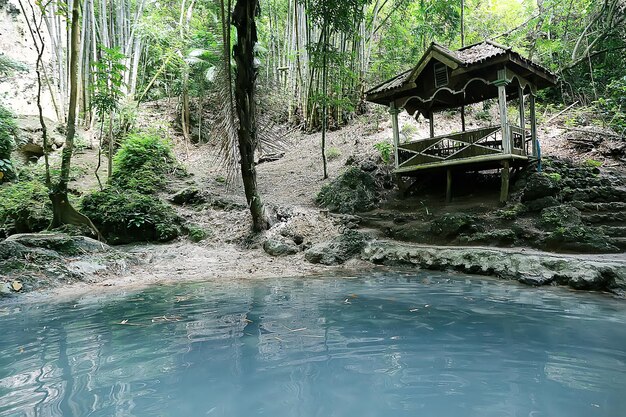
[409,308,419,312]
[151,316,182,323]
[11,281,22,292]
[120,319,128,324]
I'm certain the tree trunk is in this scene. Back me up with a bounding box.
[49,0,101,239]
[320,23,328,179]
[232,0,269,232]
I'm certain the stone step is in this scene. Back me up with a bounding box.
[609,237,626,250]
[571,201,626,212]
[582,212,626,225]
[562,186,626,203]
[603,226,626,238]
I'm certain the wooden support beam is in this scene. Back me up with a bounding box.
[446,169,452,203]
[518,87,526,153]
[461,106,466,131]
[500,160,510,203]
[390,102,401,169]
[529,93,537,157]
[429,112,435,138]
[497,83,511,153]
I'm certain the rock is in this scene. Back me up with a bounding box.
[459,229,516,246]
[521,173,560,202]
[305,231,368,265]
[359,159,378,172]
[5,233,107,254]
[562,186,626,203]
[430,213,477,238]
[15,115,65,160]
[263,237,300,256]
[539,205,581,230]
[524,196,560,212]
[169,187,206,205]
[361,241,626,293]
[0,282,13,296]
[518,275,554,286]
[316,167,379,214]
[67,260,107,275]
[543,226,619,253]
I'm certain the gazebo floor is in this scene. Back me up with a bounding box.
[395,153,534,176]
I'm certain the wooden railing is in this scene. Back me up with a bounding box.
[396,125,534,172]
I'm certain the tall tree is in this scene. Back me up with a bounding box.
[232,0,269,232]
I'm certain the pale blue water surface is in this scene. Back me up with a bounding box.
[1,272,625,417]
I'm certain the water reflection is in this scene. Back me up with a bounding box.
[0,272,625,417]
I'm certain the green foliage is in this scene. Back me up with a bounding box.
[584,159,602,168]
[0,180,51,236]
[111,132,181,193]
[595,76,626,133]
[81,187,182,244]
[326,147,341,160]
[496,203,527,220]
[91,46,127,118]
[374,141,393,164]
[545,173,562,183]
[186,225,210,242]
[0,104,18,181]
[316,167,379,213]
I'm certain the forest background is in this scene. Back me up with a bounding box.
[0,0,624,238]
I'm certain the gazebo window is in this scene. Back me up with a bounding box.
[434,62,448,88]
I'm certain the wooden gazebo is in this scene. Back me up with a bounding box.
[365,40,557,202]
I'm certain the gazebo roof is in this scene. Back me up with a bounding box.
[365,40,557,115]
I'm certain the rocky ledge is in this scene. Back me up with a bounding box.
[0,233,132,297]
[362,240,626,296]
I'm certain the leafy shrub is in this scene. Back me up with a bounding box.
[186,225,210,242]
[81,187,182,244]
[111,131,182,193]
[584,159,602,168]
[595,76,626,133]
[373,141,393,164]
[496,203,527,220]
[0,104,17,182]
[326,147,341,160]
[0,180,51,236]
[316,167,379,214]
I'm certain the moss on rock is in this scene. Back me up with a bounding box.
[316,167,379,214]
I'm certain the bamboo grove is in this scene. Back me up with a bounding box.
[12,0,626,137]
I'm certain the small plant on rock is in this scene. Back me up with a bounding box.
[374,141,393,164]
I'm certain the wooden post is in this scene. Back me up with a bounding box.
[429,112,435,138]
[390,102,401,169]
[495,70,510,154]
[446,168,452,203]
[497,84,510,153]
[529,93,538,157]
[500,160,510,203]
[518,87,525,153]
[461,106,466,131]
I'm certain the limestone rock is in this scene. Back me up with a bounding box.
[543,226,619,253]
[305,231,368,265]
[521,173,559,202]
[263,237,300,257]
[169,187,206,205]
[539,205,582,230]
[362,240,626,294]
[430,213,477,238]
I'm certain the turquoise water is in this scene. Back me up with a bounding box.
[1,272,625,417]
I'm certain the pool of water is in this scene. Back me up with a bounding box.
[1,272,625,417]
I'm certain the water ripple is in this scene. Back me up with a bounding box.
[1,273,625,417]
